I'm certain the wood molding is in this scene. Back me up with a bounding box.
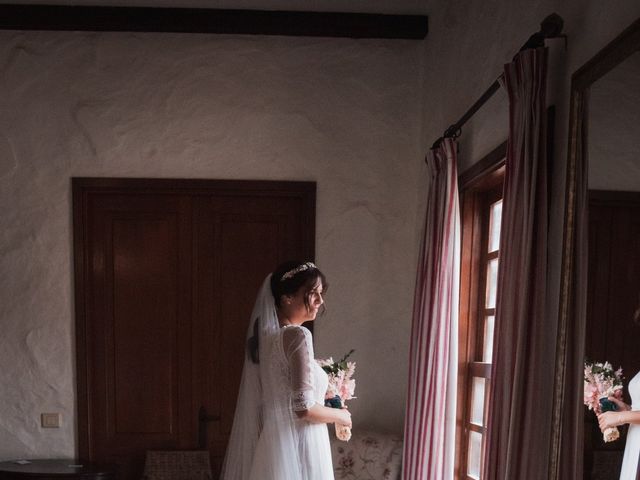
[589,189,640,206]
[459,141,507,192]
[0,4,428,39]
[572,17,640,91]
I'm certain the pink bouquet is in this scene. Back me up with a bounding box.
[584,360,624,442]
[318,349,356,441]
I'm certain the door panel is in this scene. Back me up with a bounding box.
[73,179,315,480]
[87,195,193,479]
[587,197,640,393]
[585,192,640,479]
[193,195,309,475]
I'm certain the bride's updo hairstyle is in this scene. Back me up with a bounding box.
[248,261,327,364]
[270,260,328,311]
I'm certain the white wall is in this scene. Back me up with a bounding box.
[0,31,424,459]
[589,52,640,191]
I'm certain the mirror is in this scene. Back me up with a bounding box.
[585,50,640,478]
[560,18,640,480]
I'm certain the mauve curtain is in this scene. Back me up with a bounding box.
[402,138,460,480]
[484,47,551,480]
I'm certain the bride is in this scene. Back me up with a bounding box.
[598,306,640,480]
[220,261,351,480]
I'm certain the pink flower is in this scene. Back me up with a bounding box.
[318,355,357,403]
[584,383,598,410]
[583,360,623,408]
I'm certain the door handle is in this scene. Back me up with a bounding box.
[198,406,220,448]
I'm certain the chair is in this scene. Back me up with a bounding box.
[330,429,403,480]
[141,450,213,480]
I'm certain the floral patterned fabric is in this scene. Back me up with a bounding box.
[330,430,402,480]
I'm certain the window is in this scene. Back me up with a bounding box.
[456,146,505,480]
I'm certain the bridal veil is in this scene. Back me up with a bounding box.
[220,274,308,480]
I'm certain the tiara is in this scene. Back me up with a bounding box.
[280,262,317,281]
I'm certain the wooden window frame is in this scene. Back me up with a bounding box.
[456,143,506,480]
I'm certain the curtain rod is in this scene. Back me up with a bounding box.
[430,12,565,150]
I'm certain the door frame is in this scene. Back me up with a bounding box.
[72,177,316,460]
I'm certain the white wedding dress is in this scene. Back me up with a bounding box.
[620,371,640,480]
[248,325,334,480]
[220,277,335,480]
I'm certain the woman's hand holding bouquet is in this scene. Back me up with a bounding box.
[318,349,356,441]
[584,360,624,442]
[598,395,632,435]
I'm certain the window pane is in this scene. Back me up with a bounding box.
[488,200,502,252]
[485,258,498,308]
[470,377,486,426]
[467,430,483,479]
[483,315,495,363]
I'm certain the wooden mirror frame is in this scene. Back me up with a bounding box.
[550,17,640,479]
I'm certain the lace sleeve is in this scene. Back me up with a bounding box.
[282,326,315,412]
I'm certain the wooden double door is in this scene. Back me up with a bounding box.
[73,179,315,480]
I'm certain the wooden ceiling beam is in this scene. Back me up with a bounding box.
[0,4,428,39]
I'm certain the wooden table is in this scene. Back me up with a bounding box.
[0,460,115,480]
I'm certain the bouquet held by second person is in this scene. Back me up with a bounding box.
[584,360,624,442]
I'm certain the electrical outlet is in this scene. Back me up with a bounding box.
[41,413,60,428]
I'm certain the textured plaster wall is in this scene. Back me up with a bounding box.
[0,31,423,459]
